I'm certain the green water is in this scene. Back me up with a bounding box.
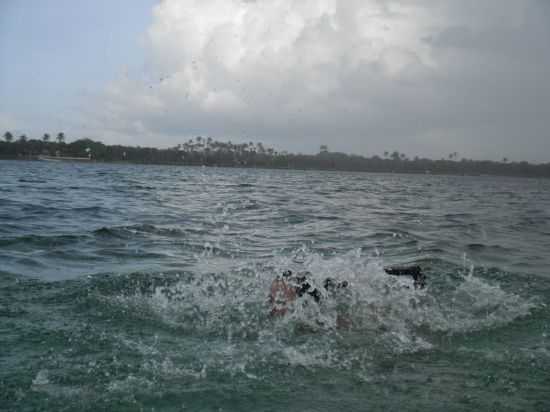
[1,161,549,411]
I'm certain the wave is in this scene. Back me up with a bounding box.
[93,224,185,239]
[0,234,85,248]
[111,184,156,191]
[2,246,544,408]
[466,243,512,252]
[81,249,540,375]
[18,178,48,183]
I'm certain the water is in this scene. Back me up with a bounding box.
[1,160,549,411]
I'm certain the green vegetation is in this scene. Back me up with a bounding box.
[1,131,549,178]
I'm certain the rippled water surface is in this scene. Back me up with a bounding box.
[1,160,549,411]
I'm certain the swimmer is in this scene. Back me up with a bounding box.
[268,269,349,317]
[268,265,426,316]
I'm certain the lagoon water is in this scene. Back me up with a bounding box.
[1,160,549,411]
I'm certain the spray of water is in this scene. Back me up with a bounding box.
[95,246,538,382]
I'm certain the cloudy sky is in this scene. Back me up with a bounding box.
[1,0,550,162]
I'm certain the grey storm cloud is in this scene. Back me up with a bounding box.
[89,0,550,161]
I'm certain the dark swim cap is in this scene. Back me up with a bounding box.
[323,277,335,290]
[324,278,349,290]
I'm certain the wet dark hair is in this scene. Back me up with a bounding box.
[323,277,348,290]
[323,277,335,289]
[277,271,348,304]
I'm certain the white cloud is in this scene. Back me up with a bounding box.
[89,0,550,161]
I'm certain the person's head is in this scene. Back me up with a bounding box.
[323,277,335,290]
[324,277,348,291]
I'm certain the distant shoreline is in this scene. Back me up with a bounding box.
[1,137,549,179]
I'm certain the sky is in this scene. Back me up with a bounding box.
[1,0,550,162]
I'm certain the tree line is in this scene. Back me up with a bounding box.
[2,131,550,178]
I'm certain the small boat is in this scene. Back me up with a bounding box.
[38,155,91,162]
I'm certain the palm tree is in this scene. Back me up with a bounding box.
[383,151,389,158]
[42,133,50,143]
[18,134,27,142]
[3,131,13,142]
[56,132,65,144]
